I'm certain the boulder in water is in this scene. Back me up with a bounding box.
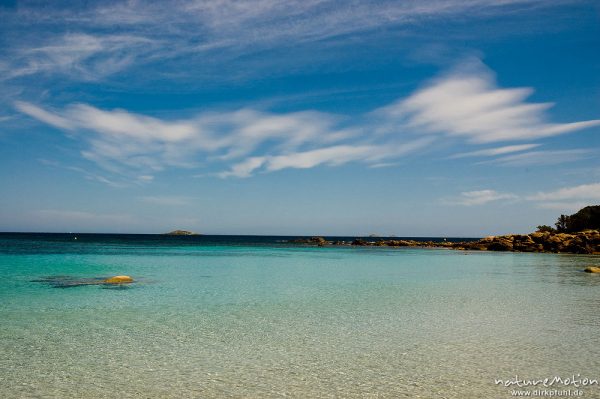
[104,275,134,284]
[584,266,600,273]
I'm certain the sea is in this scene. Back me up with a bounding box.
[1,233,599,398]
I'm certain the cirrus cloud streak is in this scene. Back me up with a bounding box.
[15,62,600,180]
[376,62,600,143]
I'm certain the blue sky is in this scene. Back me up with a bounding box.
[0,0,599,235]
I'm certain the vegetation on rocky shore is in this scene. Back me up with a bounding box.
[537,205,600,233]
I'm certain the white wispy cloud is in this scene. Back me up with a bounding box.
[0,1,587,83]
[15,61,599,180]
[481,149,592,166]
[216,157,269,179]
[368,162,399,169]
[449,144,540,159]
[526,182,600,201]
[3,33,157,81]
[37,157,128,187]
[527,183,600,213]
[19,100,428,178]
[443,182,600,209]
[172,0,552,52]
[15,101,74,130]
[218,139,432,177]
[375,62,600,143]
[442,189,518,206]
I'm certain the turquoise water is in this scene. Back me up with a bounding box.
[1,234,599,398]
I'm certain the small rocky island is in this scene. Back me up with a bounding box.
[291,206,600,255]
[164,230,200,236]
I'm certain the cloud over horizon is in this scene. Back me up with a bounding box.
[527,183,600,202]
[443,190,518,206]
[16,101,380,177]
[16,98,436,178]
[376,62,600,143]
[15,62,599,181]
[445,183,600,214]
[15,60,600,180]
[528,183,600,213]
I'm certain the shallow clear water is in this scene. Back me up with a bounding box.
[1,234,599,398]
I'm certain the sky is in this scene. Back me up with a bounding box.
[0,0,599,236]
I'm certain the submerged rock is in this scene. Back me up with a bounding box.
[32,275,135,288]
[31,275,106,288]
[104,275,134,284]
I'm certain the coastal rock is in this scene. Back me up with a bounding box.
[465,230,600,254]
[310,236,328,245]
[164,230,199,236]
[530,231,550,243]
[584,266,600,273]
[487,237,513,251]
[287,229,600,255]
[564,237,590,254]
[512,235,540,252]
[386,240,415,247]
[104,275,134,284]
[473,245,489,250]
[289,236,329,245]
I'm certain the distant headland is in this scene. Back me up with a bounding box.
[163,230,201,236]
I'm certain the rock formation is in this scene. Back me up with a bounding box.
[288,230,600,254]
[104,275,134,284]
[32,275,135,288]
[287,208,600,255]
[164,230,199,236]
[290,237,328,246]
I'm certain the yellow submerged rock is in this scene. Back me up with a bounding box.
[104,275,134,284]
[584,267,600,274]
